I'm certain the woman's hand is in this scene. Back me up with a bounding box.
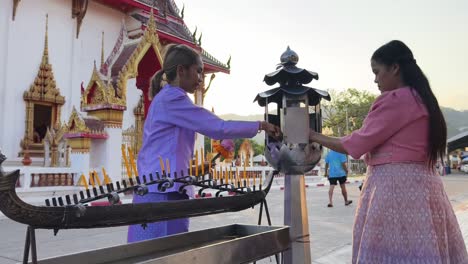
[309,130,320,143]
[308,129,348,155]
[260,121,282,140]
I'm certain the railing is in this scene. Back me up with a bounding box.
[4,166,79,192]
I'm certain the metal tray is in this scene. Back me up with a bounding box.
[36,224,290,264]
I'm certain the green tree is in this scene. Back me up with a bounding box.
[204,136,212,154]
[322,88,377,136]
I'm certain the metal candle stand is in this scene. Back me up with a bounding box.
[0,156,278,264]
[255,46,331,264]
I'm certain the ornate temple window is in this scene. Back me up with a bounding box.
[22,15,65,157]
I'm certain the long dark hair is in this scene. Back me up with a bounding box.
[371,40,446,168]
[149,44,200,98]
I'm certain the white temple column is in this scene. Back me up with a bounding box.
[68,28,82,117]
[97,127,122,183]
[0,2,15,159]
[70,152,90,182]
[0,2,11,149]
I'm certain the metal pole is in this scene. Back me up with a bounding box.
[283,175,311,264]
[22,227,30,264]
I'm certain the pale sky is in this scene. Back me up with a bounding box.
[176,0,468,115]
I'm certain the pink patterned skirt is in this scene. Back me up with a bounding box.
[353,163,468,264]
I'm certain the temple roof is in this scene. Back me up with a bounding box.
[64,107,108,139]
[24,14,65,105]
[81,63,126,112]
[131,13,229,73]
[95,0,229,75]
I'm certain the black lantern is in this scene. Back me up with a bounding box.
[255,47,331,174]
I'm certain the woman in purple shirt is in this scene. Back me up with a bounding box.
[127,44,280,243]
[310,40,467,263]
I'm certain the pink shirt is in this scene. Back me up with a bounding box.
[341,87,429,166]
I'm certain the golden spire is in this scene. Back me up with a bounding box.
[42,14,49,65]
[13,0,21,21]
[148,7,156,33]
[101,31,105,67]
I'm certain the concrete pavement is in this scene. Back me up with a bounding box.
[0,174,467,264]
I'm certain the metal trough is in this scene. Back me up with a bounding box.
[36,224,290,264]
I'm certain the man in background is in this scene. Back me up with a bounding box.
[325,150,352,207]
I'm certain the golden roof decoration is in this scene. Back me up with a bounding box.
[81,62,125,111]
[44,120,66,146]
[64,108,108,139]
[65,107,90,134]
[133,95,145,116]
[23,14,65,105]
[115,9,164,103]
[101,31,105,68]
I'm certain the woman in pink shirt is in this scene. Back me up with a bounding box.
[310,40,467,263]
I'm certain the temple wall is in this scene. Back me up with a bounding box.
[0,0,13,152]
[0,0,125,160]
[123,78,142,130]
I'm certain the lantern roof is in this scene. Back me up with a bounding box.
[263,46,319,86]
[254,86,330,108]
[255,47,331,107]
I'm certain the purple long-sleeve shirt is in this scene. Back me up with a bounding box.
[137,84,260,196]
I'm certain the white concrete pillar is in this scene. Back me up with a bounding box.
[70,152,90,183]
[98,127,122,183]
[0,1,12,148]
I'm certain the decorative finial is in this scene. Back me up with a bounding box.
[205,73,216,93]
[226,55,231,69]
[192,27,197,41]
[280,46,298,66]
[197,32,203,46]
[181,4,185,19]
[147,7,157,33]
[101,31,105,67]
[42,14,49,65]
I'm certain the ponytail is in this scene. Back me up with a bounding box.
[149,70,165,99]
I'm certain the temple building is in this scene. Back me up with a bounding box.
[0,0,230,187]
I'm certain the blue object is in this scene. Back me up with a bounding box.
[325,150,347,178]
